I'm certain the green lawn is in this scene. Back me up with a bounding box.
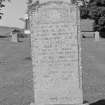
[0,38,105,104]
[82,38,105,103]
[0,39,34,105]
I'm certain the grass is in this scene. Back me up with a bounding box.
[0,39,34,105]
[82,38,105,103]
[0,37,105,104]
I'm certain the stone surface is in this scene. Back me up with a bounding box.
[30,1,83,105]
[11,33,18,43]
[95,31,100,41]
[32,0,72,4]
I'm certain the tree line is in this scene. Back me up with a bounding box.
[1,0,105,33]
[81,0,105,32]
[0,0,10,19]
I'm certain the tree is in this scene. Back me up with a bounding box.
[0,0,10,19]
[80,5,89,19]
[79,0,90,19]
[88,0,105,32]
[80,0,105,36]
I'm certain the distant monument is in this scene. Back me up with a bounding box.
[29,0,88,105]
[95,31,100,41]
[10,29,19,43]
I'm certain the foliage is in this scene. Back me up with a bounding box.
[80,0,105,35]
[80,6,89,19]
[0,0,10,19]
[88,0,105,32]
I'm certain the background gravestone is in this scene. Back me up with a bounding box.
[10,32,18,43]
[29,1,86,105]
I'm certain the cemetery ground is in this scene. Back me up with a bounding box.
[0,37,105,104]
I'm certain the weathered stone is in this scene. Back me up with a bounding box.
[29,1,88,105]
[95,31,100,41]
[10,32,18,43]
[32,0,72,4]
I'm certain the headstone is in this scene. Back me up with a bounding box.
[95,31,100,41]
[10,32,18,43]
[29,1,88,105]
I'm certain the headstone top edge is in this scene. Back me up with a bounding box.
[29,0,77,12]
[32,0,72,4]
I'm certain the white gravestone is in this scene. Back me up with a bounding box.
[95,31,100,41]
[30,1,87,105]
[10,32,18,43]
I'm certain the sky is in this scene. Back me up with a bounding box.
[0,0,27,28]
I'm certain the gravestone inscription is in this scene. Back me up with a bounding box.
[30,1,87,105]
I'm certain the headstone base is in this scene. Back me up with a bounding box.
[31,103,89,105]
